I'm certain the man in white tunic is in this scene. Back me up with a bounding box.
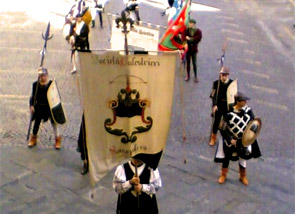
[113,158,162,214]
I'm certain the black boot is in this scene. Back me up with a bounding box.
[81,160,89,175]
[91,20,95,28]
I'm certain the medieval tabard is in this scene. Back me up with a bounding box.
[215,105,261,163]
[73,19,90,51]
[210,78,233,134]
[30,80,53,123]
[113,161,161,214]
[181,21,202,80]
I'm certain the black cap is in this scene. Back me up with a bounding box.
[189,19,196,24]
[235,92,250,102]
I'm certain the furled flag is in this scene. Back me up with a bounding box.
[78,51,177,185]
[167,0,184,26]
[159,0,191,51]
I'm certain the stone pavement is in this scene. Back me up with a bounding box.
[1,0,295,213]
[1,142,294,214]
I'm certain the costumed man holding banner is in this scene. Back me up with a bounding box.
[64,0,92,40]
[182,19,202,82]
[209,66,233,146]
[28,68,62,149]
[113,158,162,214]
[64,0,91,73]
[76,9,176,210]
[214,92,262,185]
[70,13,90,50]
[69,13,90,73]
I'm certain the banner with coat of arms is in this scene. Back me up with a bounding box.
[78,51,177,184]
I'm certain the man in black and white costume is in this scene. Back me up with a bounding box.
[69,13,90,73]
[215,92,261,186]
[28,68,62,149]
[64,0,91,73]
[69,13,90,51]
[113,158,161,214]
[209,66,233,146]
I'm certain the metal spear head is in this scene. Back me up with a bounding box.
[42,22,53,41]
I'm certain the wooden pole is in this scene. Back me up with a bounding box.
[123,20,131,91]
[117,10,139,208]
[27,23,52,141]
[134,162,140,208]
[208,39,228,142]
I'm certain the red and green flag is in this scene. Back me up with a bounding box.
[158,0,191,51]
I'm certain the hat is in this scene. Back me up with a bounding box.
[235,92,250,102]
[219,66,230,74]
[189,19,196,24]
[38,67,48,75]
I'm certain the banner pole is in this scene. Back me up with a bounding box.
[116,9,140,208]
[134,163,140,208]
[178,51,187,164]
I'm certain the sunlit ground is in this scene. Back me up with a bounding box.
[1,0,219,30]
[1,0,73,29]
[141,0,220,12]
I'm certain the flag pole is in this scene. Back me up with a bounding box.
[178,51,187,164]
[188,0,192,20]
[115,9,140,208]
[115,10,134,90]
[179,0,191,163]
[134,161,140,208]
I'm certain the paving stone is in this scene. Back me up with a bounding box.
[157,193,188,214]
[83,185,117,208]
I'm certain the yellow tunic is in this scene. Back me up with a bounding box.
[82,9,92,26]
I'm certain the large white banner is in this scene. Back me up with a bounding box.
[78,52,176,184]
[110,19,160,51]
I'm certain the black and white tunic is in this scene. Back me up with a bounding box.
[210,79,233,111]
[215,105,261,163]
[74,21,89,50]
[29,80,53,122]
[113,161,161,214]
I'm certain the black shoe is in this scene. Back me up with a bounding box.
[81,162,89,175]
[91,20,95,28]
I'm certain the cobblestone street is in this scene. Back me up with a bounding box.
[0,0,294,213]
